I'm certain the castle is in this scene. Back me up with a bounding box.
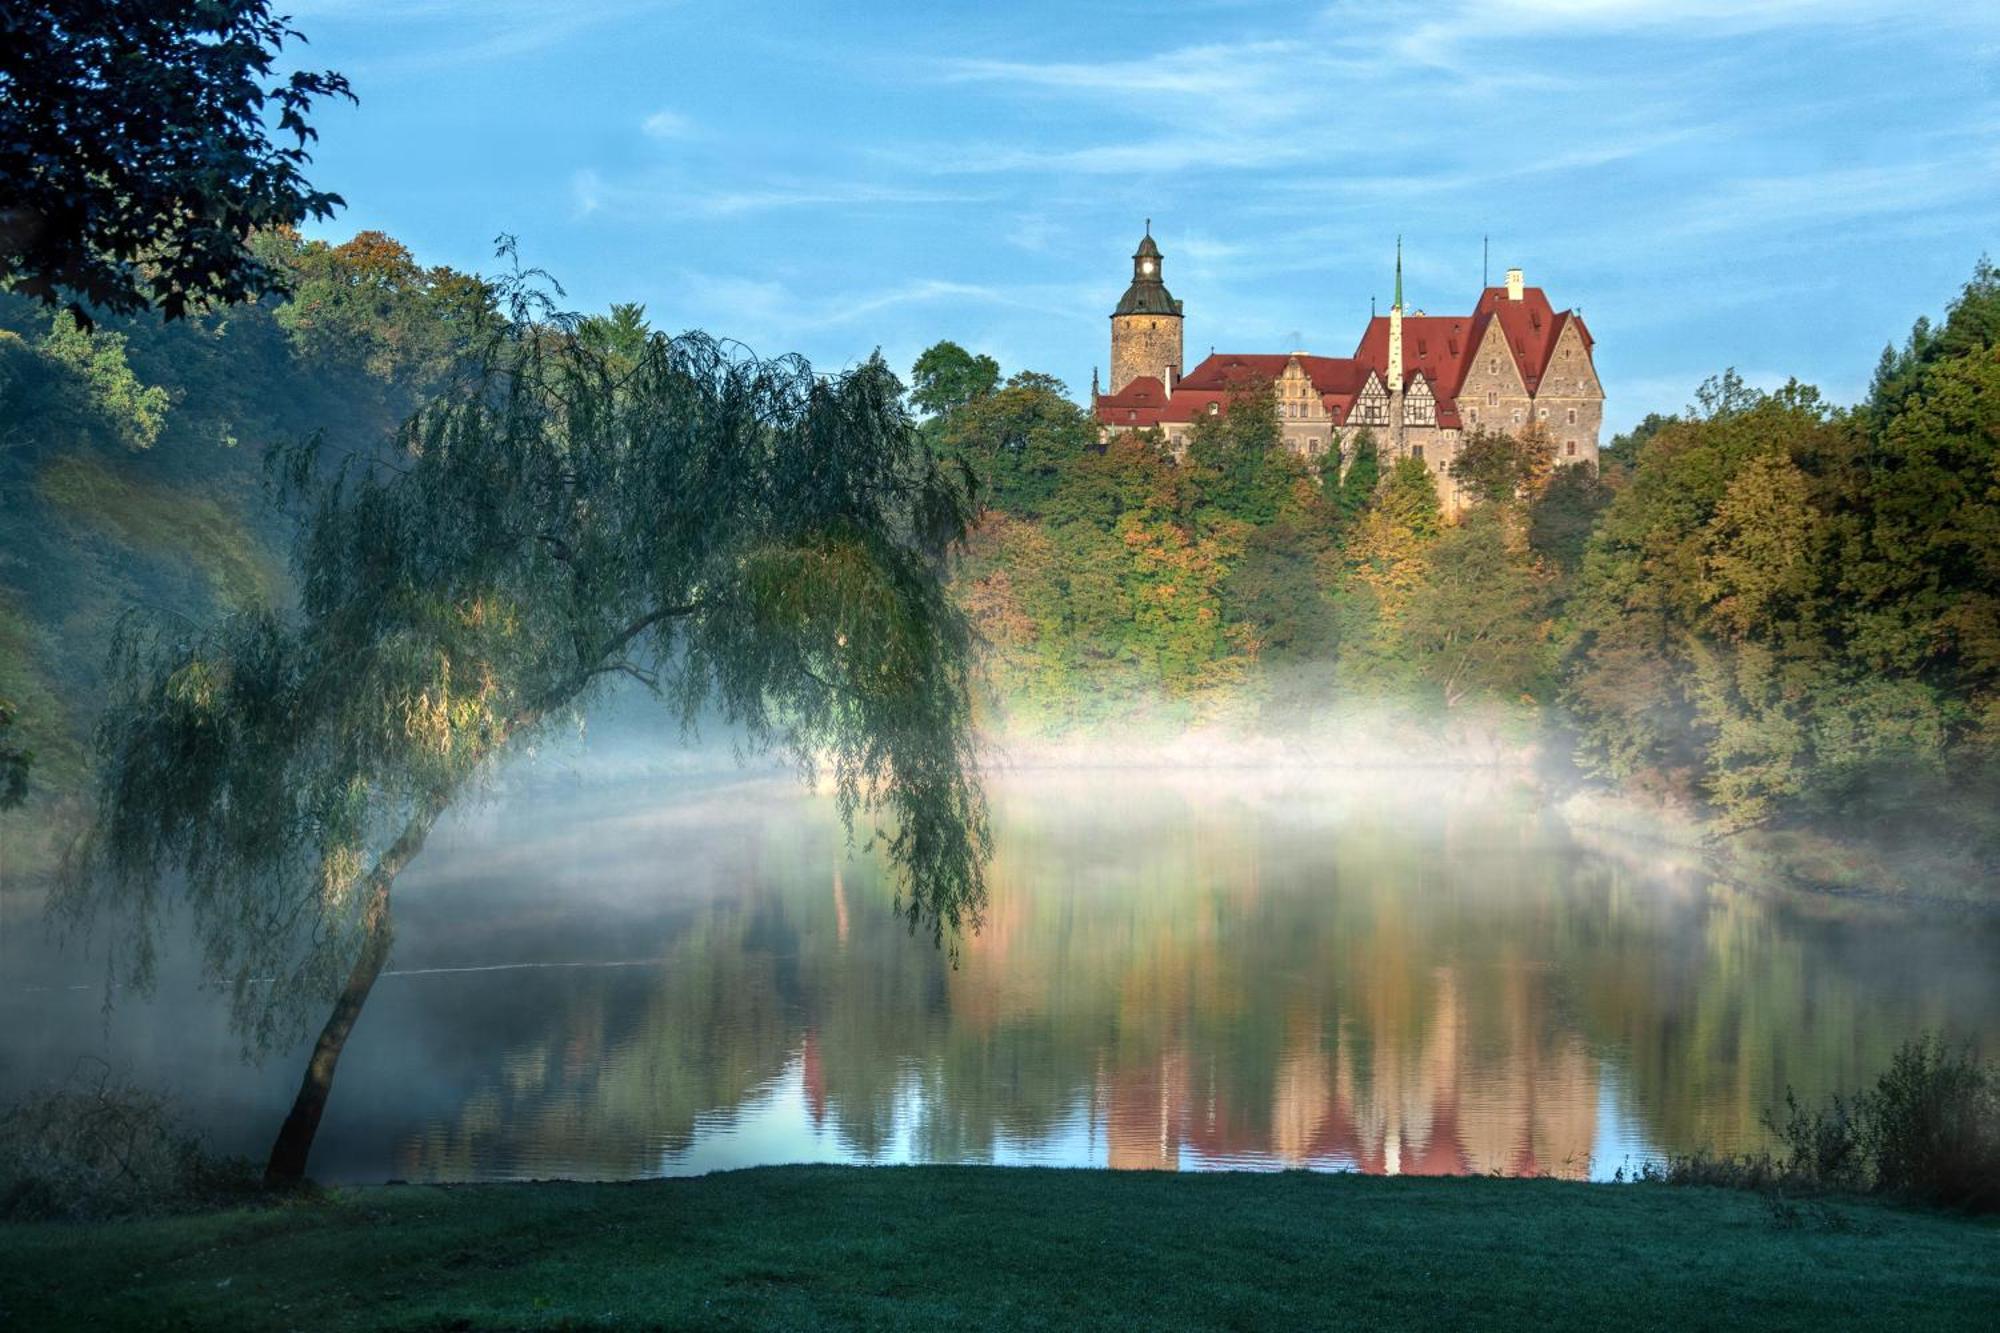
[1092,227,1604,509]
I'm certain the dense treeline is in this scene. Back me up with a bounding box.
[0,233,677,826]
[0,230,494,811]
[924,259,2000,850]
[3,233,1995,864]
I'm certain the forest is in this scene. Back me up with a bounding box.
[2,234,1997,881]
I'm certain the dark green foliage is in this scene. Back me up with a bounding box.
[1400,507,1552,710]
[1868,257,2000,414]
[1182,380,1295,531]
[1529,461,1614,575]
[1563,264,2000,830]
[1336,429,1381,520]
[1226,519,1335,667]
[1450,423,1553,505]
[0,698,28,809]
[929,372,1095,518]
[909,340,1000,417]
[0,1,353,323]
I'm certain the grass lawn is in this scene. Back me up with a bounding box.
[0,1166,1994,1330]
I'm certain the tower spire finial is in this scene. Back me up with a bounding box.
[1145,217,1151,236]
[1394,235,1403,312]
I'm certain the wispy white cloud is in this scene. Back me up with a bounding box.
[640,108,693,140]
[569,170,981,222]
[296,0,671,76]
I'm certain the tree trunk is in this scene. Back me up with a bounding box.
[264,800,444,1186]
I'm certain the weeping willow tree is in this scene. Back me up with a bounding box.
[56,286,989,1184]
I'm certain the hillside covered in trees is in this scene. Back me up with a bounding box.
[2,235,1996,882]
[921,259,2000,863]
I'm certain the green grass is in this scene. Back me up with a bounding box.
[0,1167,1993,1330]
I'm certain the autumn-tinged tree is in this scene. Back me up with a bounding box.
[0,1,353,324]
[1400,506,1553,711]
[269,230,496,388]
[1451,423,1555,505]
[1334,457,1442,695]
[59,287,990,1184]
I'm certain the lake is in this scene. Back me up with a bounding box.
[3,767,1994,1183]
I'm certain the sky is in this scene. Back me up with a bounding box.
[289,0,1998,433]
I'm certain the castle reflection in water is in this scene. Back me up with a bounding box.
[346,771,1986,1186]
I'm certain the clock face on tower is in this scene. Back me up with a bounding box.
[1141,260,1156,275]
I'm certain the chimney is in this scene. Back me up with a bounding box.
[1506,267,1524,302]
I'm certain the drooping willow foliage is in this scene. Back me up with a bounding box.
[58,279,989,1053]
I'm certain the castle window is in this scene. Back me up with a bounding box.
[1567,408,1577,424]
[1467,408,1478,424]
[1538,407,1549,420]
[1308,437,1319,451]
[1208,402,1220,415]
[1511,409,1522,425]
[1128,411,1137,422]
[1486,390,1498,407]
[1566,441,1577,456]
[1411,444,1425,462]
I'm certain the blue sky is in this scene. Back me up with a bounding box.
[291,1,1997,433]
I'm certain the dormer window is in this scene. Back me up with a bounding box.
[1208,402,1220,415]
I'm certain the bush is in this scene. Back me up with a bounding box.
[1860,1035,1999,1210]
[1646,1035,1998,1212]
[0,1068,259,1221]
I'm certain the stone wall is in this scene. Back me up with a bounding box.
[1110,314,1183,395]
[1455,319,1535,441]
[1536,320,1603,468]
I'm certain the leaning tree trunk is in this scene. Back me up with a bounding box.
[264,801,445,1186]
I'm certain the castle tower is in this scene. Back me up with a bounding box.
[1109,221,1183,396]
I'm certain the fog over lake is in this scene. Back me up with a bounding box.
[4,761,1994,1184]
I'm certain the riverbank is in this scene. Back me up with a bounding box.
[1561,788,2000,911]
[1,1167,1993,1330]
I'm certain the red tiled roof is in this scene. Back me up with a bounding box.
[1096,284,1590,429]
[1097,353,1377,427]
[1353,313,1480,400]
[1469,286,1590,393]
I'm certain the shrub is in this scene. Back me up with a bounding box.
[1860,1034,1999,1211]
[0,1068,259,1221]
[1646,1035,1998,1213]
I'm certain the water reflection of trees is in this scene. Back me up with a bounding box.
[392,776,1995,1182]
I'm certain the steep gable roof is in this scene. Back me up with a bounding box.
[1353,314,1480,399]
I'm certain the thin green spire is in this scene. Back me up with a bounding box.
[1393,235,1403,312]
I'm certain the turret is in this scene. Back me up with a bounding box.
[1108,221,1183,396]
[1388,237,1405,394]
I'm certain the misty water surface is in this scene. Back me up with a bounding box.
[3,768,1994,1183]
